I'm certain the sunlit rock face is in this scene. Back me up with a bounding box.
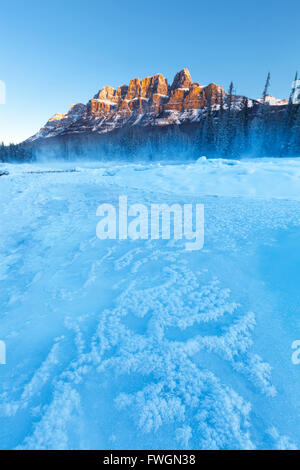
[28,69,227,141]
[171,68,193,90]
[31,103,86,140]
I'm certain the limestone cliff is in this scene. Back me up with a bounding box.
[28,69,228,142]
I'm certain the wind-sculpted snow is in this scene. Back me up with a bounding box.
[0,158,300,449]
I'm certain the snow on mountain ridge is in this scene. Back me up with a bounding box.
[27,69,227,142]
[257,95,288,106]
[27,70,285,144]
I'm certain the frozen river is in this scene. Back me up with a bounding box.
[0,158,300,449]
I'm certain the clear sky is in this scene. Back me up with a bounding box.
[0,0,299,144]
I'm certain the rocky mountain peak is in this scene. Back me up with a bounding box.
[171,68,193,90]
[28,69,228,142]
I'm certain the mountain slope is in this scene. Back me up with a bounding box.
[28,69,228,142]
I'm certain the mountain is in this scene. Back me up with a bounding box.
[21,68,294,161]
[257,95,288,106]
[28,69,229,142]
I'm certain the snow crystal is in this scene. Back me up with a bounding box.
[0,158,299,449]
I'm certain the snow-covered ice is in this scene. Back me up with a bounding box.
[0,158,300,450]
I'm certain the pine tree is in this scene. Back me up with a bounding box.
[255,72,271,155]
[262,72,271,103]
[222,82,235,156]
[280,71,299,156]
[235,96,250,155]
[289,104,300,155]
[202,94,215,155]
[216,90,225,154]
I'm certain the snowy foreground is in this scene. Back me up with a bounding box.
[0,158,300,450]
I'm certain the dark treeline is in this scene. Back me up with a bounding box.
[195,91,300,158]
[0,142,34,162]
[1,74,300,162]
[194,74,300,158]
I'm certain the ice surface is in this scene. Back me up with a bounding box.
[0,158,300,449]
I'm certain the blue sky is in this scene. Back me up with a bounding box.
[0,0,299,144]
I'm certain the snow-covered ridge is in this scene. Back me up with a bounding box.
[257,95,288,106]
[26,69,257,143]
[26,68,288,144]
